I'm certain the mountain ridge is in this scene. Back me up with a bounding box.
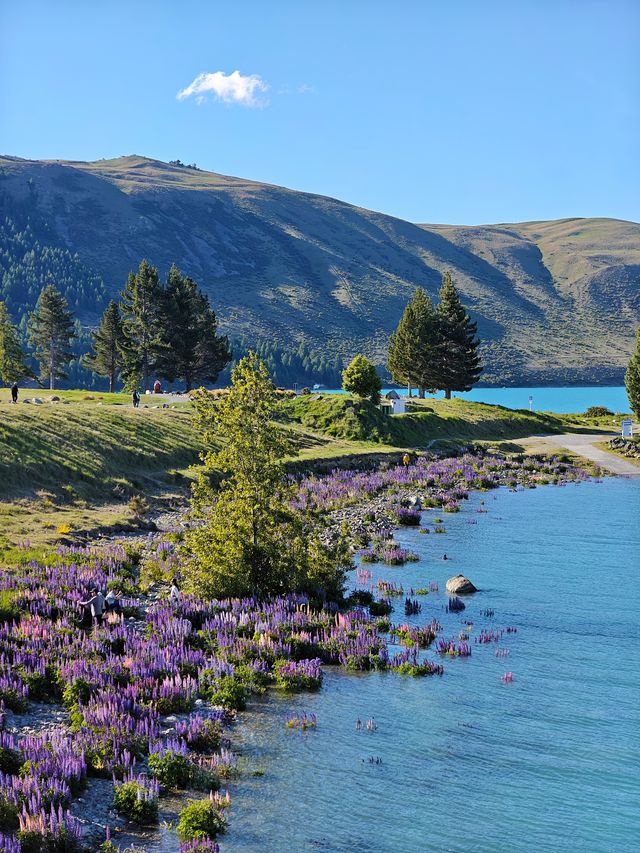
[0,154,638,385]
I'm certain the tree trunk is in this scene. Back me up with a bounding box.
[445,388,452,399]
[143,351,149,393]
[419,386,425,398]
[109,373,115,393]
[407,381,412,398]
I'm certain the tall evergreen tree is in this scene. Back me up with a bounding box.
[411,288,441,397]
[388,301,415,395]
[119,259,164,391]
[388,288,440,397]
[625,327,640,418]
[0,301,33,385]
[27,284,76,390]
[82,301,124,392]
[434,272,482,398]
[156,265,231,391]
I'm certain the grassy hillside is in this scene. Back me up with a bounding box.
[0,395,199,497]
[0,389,624,546]
[280,394,579,446]
[0,155,638,385]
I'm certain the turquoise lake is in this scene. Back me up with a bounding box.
[223,476,639,852]
[324,386,631,414]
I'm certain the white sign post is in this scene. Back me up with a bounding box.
[529,395,533,412]
[621,419,633,438]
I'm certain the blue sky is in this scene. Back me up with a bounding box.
[1,0,638,224]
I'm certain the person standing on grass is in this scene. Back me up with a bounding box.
[11,383,18,403]
[80,588,105,626]
[132,389,140,408]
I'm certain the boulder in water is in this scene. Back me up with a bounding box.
[446,574,478,594]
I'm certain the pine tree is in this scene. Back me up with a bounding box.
[434,272,482,398]
[625,327,640,418]
[388,288,440,397]
[156,265,231,391]
[410,288,440,397]
[119,259,164,391]
[27,284,76,390]
[0,301,33,385]
[82,301,124,392]
[185,353,349,599]
[388,301,415,395]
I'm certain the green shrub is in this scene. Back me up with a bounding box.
[177,797,227,841]
[0,590,21,623]
[585,406,613,418]
[0,795,19,831]
[62,677,93,710]
[113,780,158,824]
[201,674,247,710]
[369,600,392,616]
[148,750,192,789]
[0,746,22,775]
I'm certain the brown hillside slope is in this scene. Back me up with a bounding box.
[1,154,638,384]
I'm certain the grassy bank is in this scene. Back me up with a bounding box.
[0,389,622,548]
[0,402,199,497]
[279,394,619,448]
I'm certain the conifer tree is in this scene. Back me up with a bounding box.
[434,272,482,398]
[185,353,349,599]
[388,301,415,395]
[0,301,33,385]
[410,288,440,397]
[82,301,124,392]
[625,327,640,419]
[156,265,231,391]
[119,259,164,391]
[27,284,76,390]
[388,288,440,397]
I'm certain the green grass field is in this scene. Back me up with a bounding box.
[0,389,624,547]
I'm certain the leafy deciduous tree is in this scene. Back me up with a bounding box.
[342,355,382,403]
[27,284,76,390]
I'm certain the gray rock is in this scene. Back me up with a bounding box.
[446,574,478,594]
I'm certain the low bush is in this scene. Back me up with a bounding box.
[177,796,228,842]
[148,748,192,789]
[113,778,159,824]
[585,406,613,418]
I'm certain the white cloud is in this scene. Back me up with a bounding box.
[177,70,269,107]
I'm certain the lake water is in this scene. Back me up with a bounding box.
[322,386,631,414]
[224,477,640,852]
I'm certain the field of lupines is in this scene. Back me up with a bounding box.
[0,450,594,851]
[291,451,592,514]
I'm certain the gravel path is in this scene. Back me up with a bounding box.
[528,433,640,477]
